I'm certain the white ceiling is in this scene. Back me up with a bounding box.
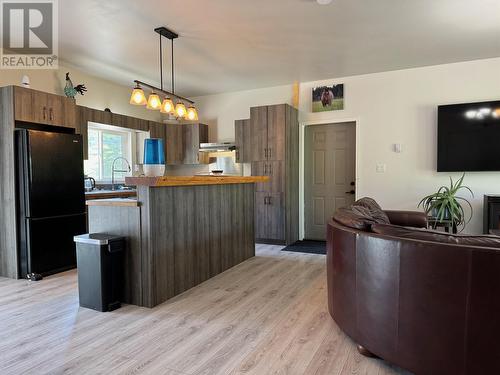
[59,0,500,97]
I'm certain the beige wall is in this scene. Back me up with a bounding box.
[193,57,500,235]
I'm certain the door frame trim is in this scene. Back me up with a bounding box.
[299,118,360,240]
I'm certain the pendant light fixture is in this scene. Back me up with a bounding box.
[130,83,147,105]
[146,92,162,110]
[160,97,174,114]
[186,105,198,121]
[129,26,198,121]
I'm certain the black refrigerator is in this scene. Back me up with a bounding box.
[16,129,87,279]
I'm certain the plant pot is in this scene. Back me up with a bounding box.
[431,207,451,221]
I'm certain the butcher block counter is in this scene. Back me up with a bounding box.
[125,175,269,187]
[85,189,136,200]
[88,175,269,308]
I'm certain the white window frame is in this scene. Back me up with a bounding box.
[85,122,137,184]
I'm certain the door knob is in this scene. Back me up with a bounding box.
[345,190,355,195]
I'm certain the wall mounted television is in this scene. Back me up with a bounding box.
[437,100,500,172]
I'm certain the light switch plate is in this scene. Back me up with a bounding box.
[393,143,402,153]
[376,163,386,173]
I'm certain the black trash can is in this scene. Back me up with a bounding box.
[74,233,125,312]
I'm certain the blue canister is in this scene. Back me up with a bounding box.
[144,138,165,165]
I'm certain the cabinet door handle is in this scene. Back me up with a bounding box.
[264,148,268,158]
[269,163,272,175]
[42,106,47,120]
[264,196,268,205]
[49,108,53,121]
[268,196,272,205]
[268,148,271,159]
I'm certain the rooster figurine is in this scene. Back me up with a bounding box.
[64,72,87,98]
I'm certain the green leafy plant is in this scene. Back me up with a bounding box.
[418,173,474,232]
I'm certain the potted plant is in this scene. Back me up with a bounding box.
[418,173,474,232]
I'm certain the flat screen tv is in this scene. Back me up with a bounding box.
[437,100,500,172]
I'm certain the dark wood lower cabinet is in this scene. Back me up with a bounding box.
[255,192,269,240]
[267,193,285,241]
[255,192,285,242]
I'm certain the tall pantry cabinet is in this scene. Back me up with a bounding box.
[235,104,299,245]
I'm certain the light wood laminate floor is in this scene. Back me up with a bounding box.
[0,244,410,375]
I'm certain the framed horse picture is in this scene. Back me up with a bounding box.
[312,84,344,112]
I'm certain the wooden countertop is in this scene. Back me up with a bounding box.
[125,176,270,187]
[86,198,139,207]
[85,189,137,200]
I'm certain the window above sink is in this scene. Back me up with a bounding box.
[84,122,148,183]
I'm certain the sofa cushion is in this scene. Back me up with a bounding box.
[371,223,500,249]
[333,205,389,231]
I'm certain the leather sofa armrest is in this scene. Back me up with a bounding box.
[384,210,428,228]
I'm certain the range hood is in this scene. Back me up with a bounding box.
[199,142,236,152]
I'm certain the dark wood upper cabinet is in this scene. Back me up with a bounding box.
[13,86,33,123]
[267,104,286,161]
[182,123,208,164]
[14,86,76,128]
[152,122,208,165]
[126,116,149,131]
[250,106,268,161]
[235,118,251,163]
[247,104,287,162]
[165,124,184,165]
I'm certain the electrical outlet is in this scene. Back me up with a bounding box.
[376,163,386,173]
[393,143,402,153]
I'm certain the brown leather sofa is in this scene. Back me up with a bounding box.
[327,198,500,375]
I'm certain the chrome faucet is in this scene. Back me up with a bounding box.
[111,157,131,191]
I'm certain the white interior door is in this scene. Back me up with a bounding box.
[304,122,356,240]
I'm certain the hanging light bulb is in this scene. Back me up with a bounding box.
[147,92,162,110]
[175,102,187,118]
[130,84,147,105]
[160,97,175,114]
[186,106,198,121]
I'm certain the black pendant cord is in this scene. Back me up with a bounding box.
[171,38,175,94]
[159,33,163,91]
[138,26,192,104]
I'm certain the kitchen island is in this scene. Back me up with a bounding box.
[87,175,268,308]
